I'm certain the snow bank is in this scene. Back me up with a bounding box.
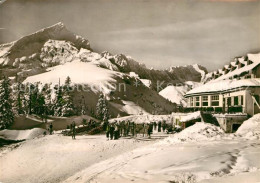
[161,122,224,144]
[236,114,260,140]
[0,128,46,140]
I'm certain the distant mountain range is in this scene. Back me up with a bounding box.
[0,22,208,117]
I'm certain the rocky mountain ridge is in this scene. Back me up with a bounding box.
[0,22,208,117]
[0,22,207,88]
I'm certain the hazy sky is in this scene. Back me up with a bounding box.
[0,0,259,71]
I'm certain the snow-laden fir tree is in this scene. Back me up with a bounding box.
[53,83,63,116]
[13,82,25,115]
[96,94,109,121]
[53,76,74,117]
[103,107,109,122]
[61,76,74,116]
[41,84,53,116]
[36,92,45,118]
[0,76,14,129]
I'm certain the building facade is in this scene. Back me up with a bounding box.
[185,53,260,116]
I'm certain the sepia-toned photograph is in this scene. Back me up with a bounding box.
[0,0,260,182]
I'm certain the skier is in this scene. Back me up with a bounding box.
[114,124,119,140]
[127,120,130,136]
[132,122,135,137]
[123,121,127,137]
[142,123,146,137]
[120,121,124,137]
[158,121,162,132]
[110,123,115,140]
[106,123,110,140]
[71,121,76,139]
[162,121,166,132]
[148,123,153,138]
[49,123,53,135]
[154,122,157,130]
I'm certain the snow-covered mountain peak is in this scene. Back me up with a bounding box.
[0,22,91,67]
[101,51,113,59]
[192,64,206,82]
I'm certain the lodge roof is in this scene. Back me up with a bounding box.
[185,78,260,97]
[207,53,260,82]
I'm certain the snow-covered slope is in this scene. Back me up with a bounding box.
[159,85,188,105]
[120,100,150,115]
[159,81,201,106]
[24,60,121,94]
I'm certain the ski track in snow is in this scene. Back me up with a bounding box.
[64,140,260,183]
[0,135,155,183]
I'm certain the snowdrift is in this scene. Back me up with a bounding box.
[0,128,46,140]
[161,122,224,144]
[236,114,260,140]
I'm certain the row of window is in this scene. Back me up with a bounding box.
[225,95,244,106]
[188,95,245,107]
[189,95,219,107]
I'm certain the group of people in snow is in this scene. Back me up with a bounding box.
[47,118,172,140]
[105,120,169,140]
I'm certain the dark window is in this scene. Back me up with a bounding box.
[212,101,219,106]
[227,97,231,106]
[254,95,260,104]
[241,96,243,105]
[234,96,239,105]
[195,97,200,106]
[202,102,208,106]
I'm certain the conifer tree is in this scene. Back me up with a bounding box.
[62,76,74,116]
[42,84,53,116]
[53,77,74,117]
[0,77,14,129]
[96,94,109,121]
[53,84,63,116]
[16,82,24,114]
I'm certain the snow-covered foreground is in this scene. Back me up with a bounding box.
[0,135,154,183]
[1,116,260,183]
[62,139,260,183]
[63,121,260,183]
